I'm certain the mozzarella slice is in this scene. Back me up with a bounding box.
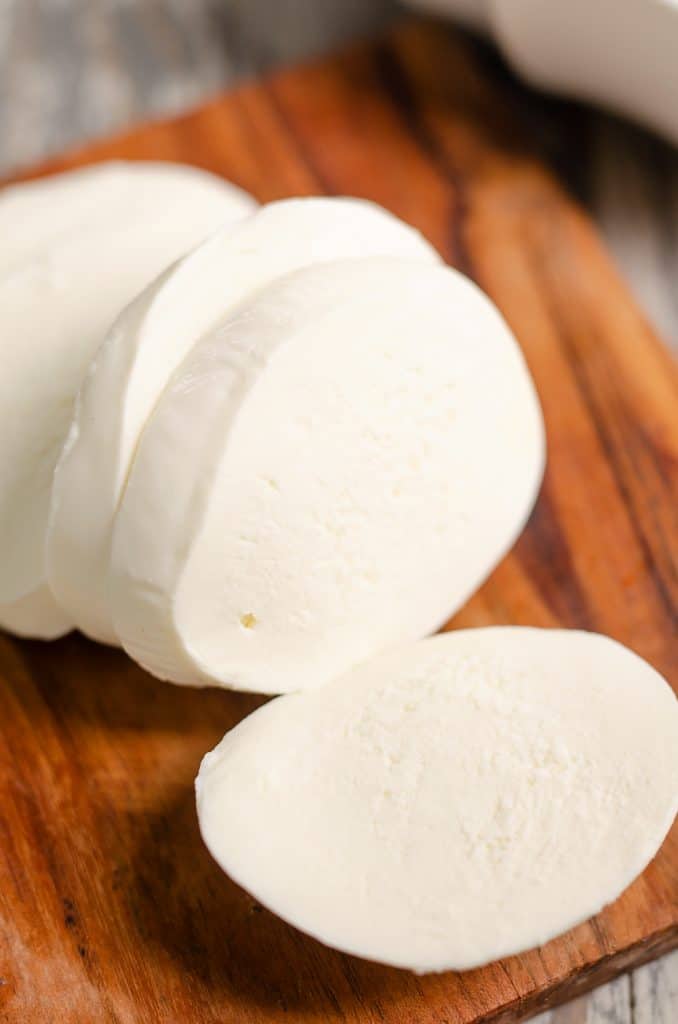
[46,199,441,645]
[0,161,255,640]
[196,627,678,972]
[0,590,73,641]
[0,161,255,276]
[111,258,544,693]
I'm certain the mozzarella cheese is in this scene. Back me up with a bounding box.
[111,258,544,693]
[196,627,678,972]
[46,198,441,645]
[0,161,255,639]
[0,588,73,641]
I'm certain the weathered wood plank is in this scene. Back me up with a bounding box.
[631,950,678,1024]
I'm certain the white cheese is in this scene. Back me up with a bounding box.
[110,258,544,692]
[0,161,255,639]
[196,627,678,972]
[0,588,73,641]
[46,198,441,645]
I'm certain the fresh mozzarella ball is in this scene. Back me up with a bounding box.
[0,588,73,641]
[197,628,678,972]
[46,198,440,645]
[0,161,255,640]
[111,258,544,693]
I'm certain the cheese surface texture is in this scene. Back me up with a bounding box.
[196,627,678,972]
[111,258,544,693]
[46,199,440,644]
[0,161,255,639]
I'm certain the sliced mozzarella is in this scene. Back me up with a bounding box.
[46,199,441,645]
[0,590,73,641]
[111,258,544,693]
[196,627,678,972]
[0,161,255,275]
[0,161,255,640]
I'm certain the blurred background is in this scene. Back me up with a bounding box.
[1,3,676,1022]
[3,0,678,356]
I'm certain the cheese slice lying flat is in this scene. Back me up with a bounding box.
[0,161,255,640]
[46,199,440,645]
[111,258,544,693]
[196,627,678,972]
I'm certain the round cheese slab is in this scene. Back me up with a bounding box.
[0,161,255,639]
[111,258,544,692]
[47,198,440,644]
[197,628,678,972]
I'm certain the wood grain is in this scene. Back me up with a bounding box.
[0,19,676,1024]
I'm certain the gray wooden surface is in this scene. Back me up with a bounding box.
[0,2,676,1022]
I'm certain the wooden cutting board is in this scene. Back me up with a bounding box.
[0,19,676,1024]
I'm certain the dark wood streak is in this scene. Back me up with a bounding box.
[531,251,677,638]
[515,482,597,631]
[634,422,678,600]
[263,82,336,196]
[372,41,473,276]
[618,421,678,610]
[456,30,597,210]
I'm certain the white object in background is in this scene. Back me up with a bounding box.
[196,627,678,972]
[111,258,544,694]
[406,0,678,147]
[0,162,255,640]
[46,198,440,646]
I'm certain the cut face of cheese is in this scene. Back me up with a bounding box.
[111,258,544,693]
[196,627,678,972]
[46,199,441,645]
[0,161,255,640]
